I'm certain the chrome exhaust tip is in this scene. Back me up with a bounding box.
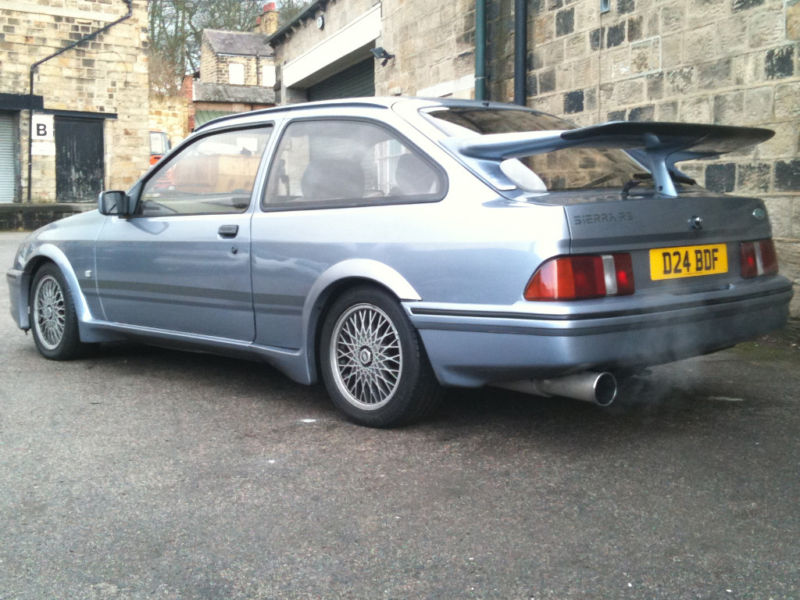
[495,371,618,406]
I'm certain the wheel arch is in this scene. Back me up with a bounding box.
[16,255,51,330]
[23,245,91,331]
[301,259,421,384]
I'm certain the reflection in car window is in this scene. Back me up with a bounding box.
[140,127,272,216]
[425,108,655,192]
[263,119,444,208]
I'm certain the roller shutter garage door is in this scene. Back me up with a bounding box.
[307,58,375,101]
[0,113,17,203]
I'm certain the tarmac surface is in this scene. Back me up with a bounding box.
[1,231,798,599]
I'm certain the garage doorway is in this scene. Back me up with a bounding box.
[0,112,17,203]
[55,115,104,203]
[307,58,375,101]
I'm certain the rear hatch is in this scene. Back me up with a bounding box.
[423,106,777,296]
[561,190,771,295]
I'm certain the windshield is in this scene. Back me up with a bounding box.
[424,107,652,192]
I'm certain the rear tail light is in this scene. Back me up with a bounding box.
[740,239,779,278]
[524,254,635,301]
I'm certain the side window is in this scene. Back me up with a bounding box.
[263,119,445,208]
[140,126,272,216]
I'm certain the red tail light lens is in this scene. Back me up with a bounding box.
[740,243,757,278]
[613,253,635,295]
[525,254,635,301]
[740,239,779,278]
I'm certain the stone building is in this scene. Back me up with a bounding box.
[0,0,149,205]
[269,0,476,102]
[268,0,799,313]
[191,23,277,127]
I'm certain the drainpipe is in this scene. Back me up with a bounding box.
[27,0,133,203]
[513,0,527,105]
[475,0,487,101]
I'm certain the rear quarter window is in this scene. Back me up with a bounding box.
[262,118,446,210]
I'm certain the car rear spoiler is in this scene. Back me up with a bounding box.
[446,122,774,197]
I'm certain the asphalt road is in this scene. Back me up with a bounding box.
[1,230,799,599]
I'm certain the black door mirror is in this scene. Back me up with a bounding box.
[98,190,134,216]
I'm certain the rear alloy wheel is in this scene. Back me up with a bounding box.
[30,264,85,360]
[320,286,441,427]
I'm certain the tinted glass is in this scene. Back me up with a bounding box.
[263,119,444,208]
[140,127,272,216]
[426,108,651,192]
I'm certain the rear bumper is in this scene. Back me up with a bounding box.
[407,278,793,387]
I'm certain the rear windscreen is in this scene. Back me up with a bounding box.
[424,108,652,192]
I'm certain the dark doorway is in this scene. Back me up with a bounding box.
[55,116,104,203]
[307,58,375,101]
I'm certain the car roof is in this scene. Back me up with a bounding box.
[196,97,399,132]
[195,96,536,132]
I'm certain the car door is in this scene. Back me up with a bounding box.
[95,125,273,341]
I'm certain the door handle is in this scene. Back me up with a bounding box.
[218,224,239,238]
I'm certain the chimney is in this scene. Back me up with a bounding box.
[254,2,279,36]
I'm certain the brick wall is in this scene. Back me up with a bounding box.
[486,0,800,313]
[0,0,150,202]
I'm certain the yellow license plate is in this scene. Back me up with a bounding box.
[649,244,728,280]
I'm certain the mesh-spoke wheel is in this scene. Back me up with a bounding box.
[33,274,67,351]
[330,303,403,411]
[29,264,86,360]
[320,286,442,428]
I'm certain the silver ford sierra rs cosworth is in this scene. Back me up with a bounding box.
[6,97,793,427]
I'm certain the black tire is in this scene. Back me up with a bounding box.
[29,263,86,360]
[319,286,442,428]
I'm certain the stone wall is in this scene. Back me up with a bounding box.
[149,94,191,148]
[0,202,93,231]
[0,0,150,202]
[486,0,800,313]
[379,0,476,97]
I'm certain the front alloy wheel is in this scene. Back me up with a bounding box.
[320,286,441,427]
[33,274,67,350]
[30,264,85,360]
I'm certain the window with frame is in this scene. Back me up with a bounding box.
[263,119,445,209]
[229,63,245,85]
[139,126,272,216]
